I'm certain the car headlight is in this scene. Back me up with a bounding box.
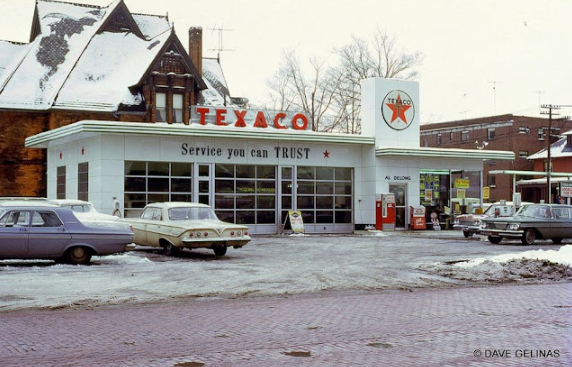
[508,223,520,231]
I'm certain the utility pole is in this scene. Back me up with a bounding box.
[540,104,571,203]
[540,105,559,203]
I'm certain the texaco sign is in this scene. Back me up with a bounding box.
[381,90,415,130]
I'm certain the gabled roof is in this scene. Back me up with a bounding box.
[528,130,572,160]
[0,0,205,112]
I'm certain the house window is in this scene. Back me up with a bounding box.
[450,132,454,141]
[461,131,469,142]
[173,94,183,123]
[156,93,167,122]
[538,128,545,140]
[487,128,495,140]
[78,162,89,201]
[437,133,442,145]
[487,175,496,188]
[519,151,529,158]
[57,166,66,199]
[519,126,530,134]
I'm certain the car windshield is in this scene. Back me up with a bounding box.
[168,207,218,221]
[516,205,551,219]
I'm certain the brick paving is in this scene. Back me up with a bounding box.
[0,282,570,366]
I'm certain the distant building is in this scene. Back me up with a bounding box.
[519,130,572,203]
[420,114,566,202]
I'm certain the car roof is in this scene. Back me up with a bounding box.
[49,199,93,206]
[0,201,57,207]
[146,202,211,209]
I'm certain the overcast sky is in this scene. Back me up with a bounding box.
[1,0,571,123]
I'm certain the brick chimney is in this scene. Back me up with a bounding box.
[189,27,203,76]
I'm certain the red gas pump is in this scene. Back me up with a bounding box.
[376,193,396,231]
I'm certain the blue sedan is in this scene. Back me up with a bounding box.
[0,205,135,264]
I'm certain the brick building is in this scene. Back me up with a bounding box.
[0,0,231,197]
[420,114,567,203]
[519,130,572,203]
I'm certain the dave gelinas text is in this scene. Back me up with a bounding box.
[474,349,560,358]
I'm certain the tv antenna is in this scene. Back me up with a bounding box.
[208,25,234,62]
[489,81,502,115]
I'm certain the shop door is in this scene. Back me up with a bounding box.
[196,164,212,205]
[389,184,407,229]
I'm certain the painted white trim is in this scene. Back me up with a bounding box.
[26,120,376,148]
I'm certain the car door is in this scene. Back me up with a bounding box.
[131,208,153,245]
[0,210,30,257]
[144,208,163,245]
[551,207,572,239]
[27,211,72,257]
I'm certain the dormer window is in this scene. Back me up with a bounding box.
[156,93,167,122]
[173,94,183,123]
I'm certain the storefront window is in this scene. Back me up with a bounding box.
[214,165,277,224]
[124,161,193,218]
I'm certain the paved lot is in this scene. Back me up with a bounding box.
[1,282,570,366]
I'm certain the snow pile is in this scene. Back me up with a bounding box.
[421,245,572,282]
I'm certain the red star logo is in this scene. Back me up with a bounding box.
[386,94,411,123]
[323,150,330,158]
[59,152,63,159]
[81,147,85,155]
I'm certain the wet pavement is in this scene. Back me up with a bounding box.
[0,282,570,366]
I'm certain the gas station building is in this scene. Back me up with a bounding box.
[26,78,515,234]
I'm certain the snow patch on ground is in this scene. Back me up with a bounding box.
[420,245,572,283]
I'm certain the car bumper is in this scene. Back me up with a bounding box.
[452,225,480,234]
[181,236,251,248]
[478,229,524,238]
[125,243,137,251]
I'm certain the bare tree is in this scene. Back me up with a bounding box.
[266,50,343,131]
[331,28,423,134]
[266,28,423,133]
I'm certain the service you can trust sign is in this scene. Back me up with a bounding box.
[381,90,415,131]
[191,106,312,131]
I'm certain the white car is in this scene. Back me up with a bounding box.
[48,199,129,230]
[121,202,251,256]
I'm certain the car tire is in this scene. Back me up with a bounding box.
[522,229,536,245]
[488,236,502,244]
[67,246,92,264]
[463,231,472,238]
[552,238,563,244]
[213,245,227,257]
[162,242,179,256]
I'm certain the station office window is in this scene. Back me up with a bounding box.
[487,128,496,140]
[437,133,442,145]
[78,162,89,201]
[519,150,529,158]
[57,166,66,199]
[538,128,545,140]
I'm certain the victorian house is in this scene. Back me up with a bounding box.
[0,0,233,197]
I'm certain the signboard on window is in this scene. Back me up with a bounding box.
[454,179,470,189]
[560,181,572,197]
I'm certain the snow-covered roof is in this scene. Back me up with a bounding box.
[528,131,572,160]
[200,57,231,106]
[0,0,191,112]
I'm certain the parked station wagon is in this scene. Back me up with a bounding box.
[0,205,135,264]
[480,203,572,245]
[122,202,251,256]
